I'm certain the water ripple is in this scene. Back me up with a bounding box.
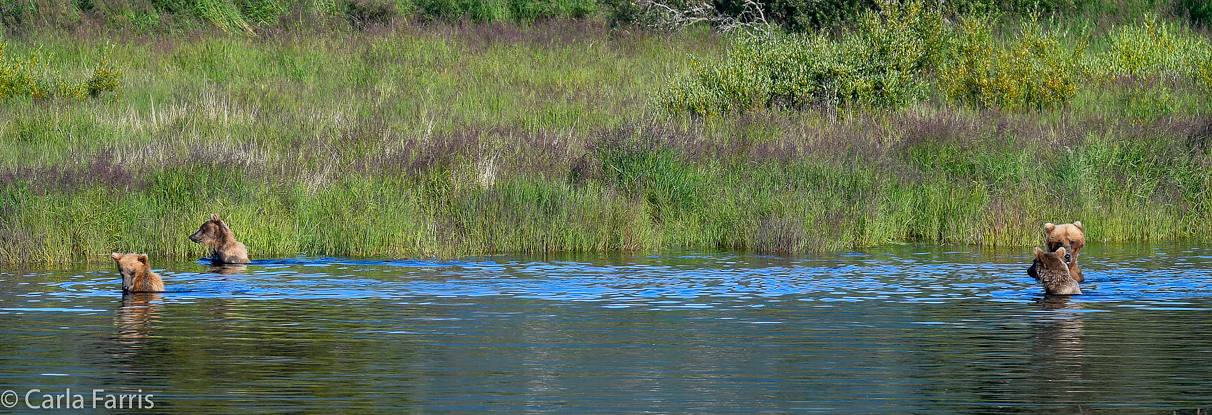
[10,244,1208,312]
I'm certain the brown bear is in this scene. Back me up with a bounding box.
[189,213,251,264]
[1044,221,1085,282]
[1031,247,1082,295]
[112,253,165,293]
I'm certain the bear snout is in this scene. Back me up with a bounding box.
[189,232,202,243]
[1057,244,1072,261]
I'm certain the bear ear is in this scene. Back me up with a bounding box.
[210,213,221,222]
[111,252,122,261]
[1034,247,1044,258]
[1055,247,1066,256]
[1073,221,1082,231]
[1044,223,1056,233]
[137,254,149,266]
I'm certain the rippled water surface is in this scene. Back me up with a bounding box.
[3,244,1212,412]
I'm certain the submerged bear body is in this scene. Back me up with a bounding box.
[1031,247,1082,295]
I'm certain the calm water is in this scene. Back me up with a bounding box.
[2,244,1212,413]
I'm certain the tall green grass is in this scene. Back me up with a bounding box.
[1,17,1210,264]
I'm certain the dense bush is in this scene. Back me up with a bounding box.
[659,0,946,115]
[660,1,1211,116]
[0,44,51,100]
[1089,15,1211,80]
[0,43,121,101]
[939,17,1083,111]
[766,0,869,32]
[85,49,122,98]
[346,0,396,27]
[1180,0,1212,26]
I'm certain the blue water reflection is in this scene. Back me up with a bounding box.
[0,243,1211,412]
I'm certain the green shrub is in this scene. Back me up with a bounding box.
[658,36,775,116]
[842,0,943,107]
[86,49,122,98]
[1200,53,1212,90]
[1181,0,1212,26]
[509,0,556,20]
[599,0,645,27]
[1091,16,1211,80]
[659,0,944,116]
[938,16,1082,111]
[0,43,122,101]
[0,44,52,100]
[346,0,397,26]
[949,0,1076,15]
[767,0,871,32]
[855,0,945,73]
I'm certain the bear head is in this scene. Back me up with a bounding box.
[111,252,164,293]
[1044,221,1085,263]
[190,213,233,249]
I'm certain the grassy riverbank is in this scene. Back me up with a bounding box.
[2,13,1211,264]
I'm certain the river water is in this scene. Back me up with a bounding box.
[1,244,1211,412]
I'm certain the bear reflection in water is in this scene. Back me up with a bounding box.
[209,264,248,275]
[116,292,162,344]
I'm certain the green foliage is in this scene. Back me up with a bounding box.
[658,36,775,116]
[346,0,397,26]
[659,0,946,116]
[86,49,122,98]
[662,4,1212,116]
[412,0,509,21]
[1180,0,1212,25]
[595,137,704,223]
[601,0,1089,33]
[3,0,1209,34]
[844,0,943,106]
[0,0,597,32]
[2,21,1212,263]
[856,0,946,73]
[0,43,122,101]
[599,0,645,27]
[939,17,1083,111]
[408,0,594,21]
[1089,15,1211,80]
[509,0,595,20]
[238,0,288,24]
[950,0,1077,15]
[0,44,51,100]
[768,0,871,32]
[193,0,253,31]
